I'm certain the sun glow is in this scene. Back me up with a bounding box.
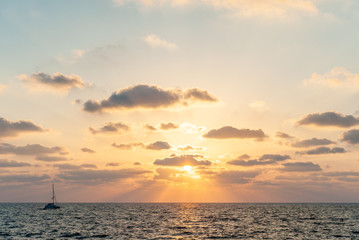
[183,165,192,172]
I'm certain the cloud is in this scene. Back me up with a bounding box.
[35,156,68,162]
[53,163,97,170]
[227,159,277,166]
[112,142,144,150]
[341,129,359,144]
[303,68,359,89]
[144,124,157,131]
[81,147,95,153]
[179,122,206,134]
[145,141,171,150]
[106,162,120,167]
[160,122,179,130]
[0,143,67,156]
[176,145,204,151]
[57,168,150,184]
[83,85,218,113]
[296,147,346,155]
[154,167,183,180]
[0,174,50,183]
[259,154,291,161]
[291,138,335,148]
[322,172,359,177]
[89,122,130,134]
[275,132,294,139]
[144,34,177,50]
[297,112,359,128]
[240,154,252,160]
[0,117,45,138]
[0,159,31,167]
[154,154,211,166]
[249,100,269,112]
[216,170,260,184]
[281,162,322,172]
[80,164,97,169]
[227,154,291,166]
[55,49,88,64]
[184,88,218,102]
[19,72,85,92]
[203,126,266,140]
[112,141,171,150]
[114,0,318,18]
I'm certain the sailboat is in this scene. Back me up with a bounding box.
[43,184,60,210]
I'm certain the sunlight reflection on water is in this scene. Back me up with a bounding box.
[1,203,359,239]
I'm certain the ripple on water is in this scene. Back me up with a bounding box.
[1,203,359,239]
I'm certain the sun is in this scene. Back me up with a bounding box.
[183,165,192,172]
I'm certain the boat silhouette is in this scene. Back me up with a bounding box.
[44,184,60,210]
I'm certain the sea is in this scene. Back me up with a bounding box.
[1,203,359,239]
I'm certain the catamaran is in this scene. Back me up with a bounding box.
[43,184,60,210]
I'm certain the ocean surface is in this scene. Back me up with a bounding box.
[1,203,359,239]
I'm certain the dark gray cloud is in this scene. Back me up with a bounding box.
[0,117,45,138]
[112,142,144,150]
[227,159,276,166]
[323,172,359,177]
[291,138,335,148]
[227,154,290,166]
[35,155,68,162]
[89,122,129,134]
[112,141,171,150]
[296,147,346,155]
[216,170,260,184]
[184,88,218,102]
[297,112,359,127]
[0,143,67,156]
[106,162,120,167]
[341,129,359,144]
[281,162,322,172]
[154,154,211,166]
[160,122,179,130]
[145,141,171,150]
[154,168,182,180]
[81,164,97,169]
[259,154,291,161]
[83,85,218,112]
[81,147,95,153]
[0,159,31,167]
[20,72,84,91]
[144,124,157,131]
[0,174,50,183]
[53,163,97,170]
[57,168,150,184]
[275,132,294,139]
[203,126,266,140]
[237,154,251,160]
[54,164,82,170]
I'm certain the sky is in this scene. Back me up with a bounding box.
[1,0,359,203]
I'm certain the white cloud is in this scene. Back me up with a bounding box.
[303,67,359,89]
[56,49,88,64]
[249,100,269,112]
[144,34,178,50]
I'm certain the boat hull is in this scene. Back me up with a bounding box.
[43,203,60,210]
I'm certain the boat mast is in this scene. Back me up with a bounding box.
[52,184,57,204]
